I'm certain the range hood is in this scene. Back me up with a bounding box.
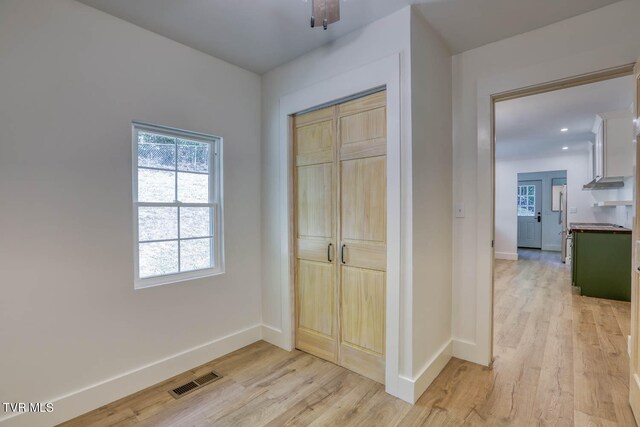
[582,176,625,190]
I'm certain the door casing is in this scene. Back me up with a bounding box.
[277,54,405,400]
[628,59,640,422]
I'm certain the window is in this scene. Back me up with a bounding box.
[517,184,535,217]
[133,122,223,288]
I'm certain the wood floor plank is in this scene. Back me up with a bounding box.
[60,249,636,427]
[262,371,371,427]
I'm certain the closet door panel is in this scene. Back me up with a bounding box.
[340,107,386,145]
[341,266,385,354]
[337,91,387,384]
[294,106,338,363]
[297,163,334,239]
[341,156,386,243]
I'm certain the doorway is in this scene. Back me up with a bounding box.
[492,65,635,312]
[489,64,636,424]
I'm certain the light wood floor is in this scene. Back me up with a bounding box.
[62,249,635,426]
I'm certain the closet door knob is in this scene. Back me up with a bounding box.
[341,244,346,264]
[327,243,333,262]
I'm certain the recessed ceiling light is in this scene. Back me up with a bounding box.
[561,128,569,132]
[562,146,569,150]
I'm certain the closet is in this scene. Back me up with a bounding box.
[293,90,386,383]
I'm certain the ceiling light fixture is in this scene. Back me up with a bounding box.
[561,128,569,132]
[562,146,569,150]
[310,0,340,30]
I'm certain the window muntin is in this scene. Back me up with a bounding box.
[517,184,536,217]
[133,123,223,288]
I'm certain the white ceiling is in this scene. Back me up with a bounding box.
[495,76,634,160]
[414,0,620,54]
[76,0,622,74]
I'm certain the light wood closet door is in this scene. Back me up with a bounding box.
[337,91,387,383]
[294,107,338,363]
[630,59,640,423]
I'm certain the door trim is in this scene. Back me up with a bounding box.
[277,54,404,400]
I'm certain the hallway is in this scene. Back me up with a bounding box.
[490,249,633,425]
[61,250,635,426]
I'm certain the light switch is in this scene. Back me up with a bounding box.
[455,203,465,218]
[569,207,577,214]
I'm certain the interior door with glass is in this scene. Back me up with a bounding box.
[517,179,542,249]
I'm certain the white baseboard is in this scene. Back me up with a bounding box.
[0,325,262,427]
[397,340,452,403]
[495,252,518,260]
[452,338,491,366]
[261,324,291,350]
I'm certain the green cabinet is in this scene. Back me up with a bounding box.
[572,230,631,301]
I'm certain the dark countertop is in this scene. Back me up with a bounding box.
[569,222,632,234]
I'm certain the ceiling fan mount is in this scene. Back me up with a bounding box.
[310,0,340,30]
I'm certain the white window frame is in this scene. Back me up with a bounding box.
[132,121,224,289]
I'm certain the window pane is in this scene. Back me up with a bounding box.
[528,186,535,196]
[139,207,178,241]
[178,172,209,203]
[528,196,535,205]
[180,238,212,272]
[180,207,212,238]
[138,169,176,202]
[178,138,210,173]
[139,241,178,278]
[138,132,176,170]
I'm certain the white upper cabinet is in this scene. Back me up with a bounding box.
[592,115,604,180]
[592,109,634,179]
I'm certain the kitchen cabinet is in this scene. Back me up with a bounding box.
[591,110,634,180]
[592,116,604,180]
[571,223,631,301]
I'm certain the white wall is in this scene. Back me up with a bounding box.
[409,10,453,388]
[0,1,262,425]
[495,151,623,259]
[261,6,453,402]
[452,0,640,365]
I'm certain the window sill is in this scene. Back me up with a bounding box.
[134,268,225,290]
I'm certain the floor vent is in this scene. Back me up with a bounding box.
[169,371,221,399]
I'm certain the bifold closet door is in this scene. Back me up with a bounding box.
[293,91,387,384]
[293,106,338,363]
[337,91,387,383]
